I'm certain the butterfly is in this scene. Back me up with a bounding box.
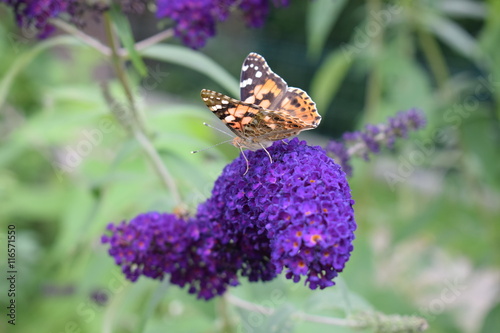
[200,52,321,173]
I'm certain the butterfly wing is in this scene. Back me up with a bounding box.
[240,53,288,110]
[201,89,261,138]
[240,53,321,128]
[250,109,316,140]
[275,87,321,127]
[201,53,321,150]
[201,89,312,142]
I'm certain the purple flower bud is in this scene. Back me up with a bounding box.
[326,108,427,176]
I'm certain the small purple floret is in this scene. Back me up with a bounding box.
[326,108,427,176]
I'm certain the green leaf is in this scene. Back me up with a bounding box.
[309,49,352,113]
[306,0,348,59]
[140,44,239,97]
[108,6,148,77]
[48,187,97,260]
[438,0,486,19]
[0,35,79,110]
[424,14,479,60]
[480,302,500,333]
[460,113,500,187]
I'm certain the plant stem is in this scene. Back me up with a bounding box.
[133,130,183,209]
[217,295,235,333]
[50,19,112,56]
[52,16,183,210]
[225,293,361,327]
[225,293,428,331]
[102,13,183,210]
[364,0,384,122]
[51,18,174,57]
[135,29,174,52]
[103,13,144,131]
[416,25,450,93]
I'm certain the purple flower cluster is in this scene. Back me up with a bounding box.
[326,108,427,176]
[156,0,290,48]
[1,0,78,38]
[102,212,240,299]
[2,0,289,46]
[102,138,356,299]
[1,0,150,38]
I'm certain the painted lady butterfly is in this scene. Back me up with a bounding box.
[200,53,321,171]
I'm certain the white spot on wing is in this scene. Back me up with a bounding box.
[240,78,253,88]
[255,71,262,78]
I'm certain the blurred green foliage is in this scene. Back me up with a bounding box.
[0,1,499,333]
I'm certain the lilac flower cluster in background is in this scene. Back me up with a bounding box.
[0,0,139,38]
[157,0,290,48]
[2,0,289,47]
[102,139,356,299]
[326,108,427,176]
[1,0,78,37]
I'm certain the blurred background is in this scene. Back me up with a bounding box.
[0,0,499,332]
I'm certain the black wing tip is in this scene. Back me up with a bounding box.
[247,52,262,58]
[201,89,221,97]
[245,52,266,63]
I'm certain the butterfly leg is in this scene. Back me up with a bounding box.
[259,143,273,164]
[239,145,251,175]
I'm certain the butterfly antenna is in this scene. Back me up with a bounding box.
[202,122,233,138]
[191,139,233,154]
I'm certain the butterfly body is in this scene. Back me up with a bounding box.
[200,53,321,152]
